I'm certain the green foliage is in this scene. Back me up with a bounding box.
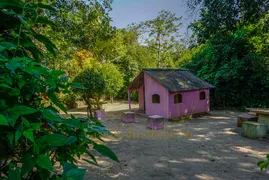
[73,68,106,116]
[37,0,115,72]
[257,154,269,171]
[188,0,269,43]
[95,63,124,101]
[0,1,118,179]
[184,28,269,107]
[139,10,183,67]
[58,92,78,110]
[183,0,269,108]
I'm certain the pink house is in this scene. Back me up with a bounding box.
[127,68,215,119]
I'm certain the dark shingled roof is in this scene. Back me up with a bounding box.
[143,68,215,92]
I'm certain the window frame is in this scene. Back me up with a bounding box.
[174,94,182,104]
[152,94,160,104]
[199,91,206,100]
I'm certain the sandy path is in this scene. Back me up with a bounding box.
[69,102,269,180]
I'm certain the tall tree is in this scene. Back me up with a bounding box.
[188,0,269,43]
[140,10,183,67]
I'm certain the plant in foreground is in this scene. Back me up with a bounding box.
[0,0,118,179]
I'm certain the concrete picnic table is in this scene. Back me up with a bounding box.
[246,108,269,133]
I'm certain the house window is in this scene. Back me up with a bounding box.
[174,94,182,104]
[200,91,206,100]
[152,94,160,104]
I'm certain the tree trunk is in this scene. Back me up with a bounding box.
[110,96,114,104]
[85,99,93,119]
[157,34,161,67]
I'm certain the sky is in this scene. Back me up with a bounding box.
[109,0,198,35]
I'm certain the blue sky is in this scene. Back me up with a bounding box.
[109,0,197,35]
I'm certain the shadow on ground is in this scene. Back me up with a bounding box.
[70,103,269,180]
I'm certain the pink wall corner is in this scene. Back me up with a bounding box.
[169,89,210,118]
[144,73,169,118]
[138,85,144,110]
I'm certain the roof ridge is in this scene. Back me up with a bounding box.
[142,68,188,71]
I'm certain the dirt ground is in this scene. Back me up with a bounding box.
[68,102,269,180]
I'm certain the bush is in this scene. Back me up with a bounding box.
[95,63,124,103]
[0,1,118,179]
[257,154,269,171]
[73,68,106,117]
[58,92,78,110]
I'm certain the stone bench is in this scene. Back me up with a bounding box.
[122,112,135,123]
[147,115,164,130]
[242,122,267,139]
[237,114,258,127]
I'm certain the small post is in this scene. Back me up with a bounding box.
[128,90,131,110]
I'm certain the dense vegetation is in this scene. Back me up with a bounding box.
[25,0,269,109]
[0,0,118,179]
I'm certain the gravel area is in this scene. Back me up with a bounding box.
[69,102,269,180]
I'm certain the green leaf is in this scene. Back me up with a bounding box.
[0,114,8,126]
[7,133,14,145]
[29,123,43,130]
[8,105,37,126]
[45,78,56,88]
[9,88,20,96]
[0,45,6,52]
[39,169,51,180]
[34,34,57,57]
[93,143,119,162]
[87,152,97,165]
[257,160,264,166]
[33,144,39,154]
[23,129,34,143]
[0,41,16,51]
[68,136,77,144]
[35,17,55,26]
[69,82,82,89]
[43,109,63,122]
[0,83,11,89]
[36,3,55,11]
[18,15,31,31]
[46,91,67,113]
[83,159,98,166]
[42,134,68,146]
[8,163,21,180]
[15,130,22,142]
[36,154,53,171]
[66,168,86,180]
[22,117,29,127]
[0,0,23,9]
[21,155,35,176]
[260,162,269,171]
[63,163,77,178]
[18,79,25,89]
[62,117,81,128]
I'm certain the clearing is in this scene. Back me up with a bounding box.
[68,102,269,180]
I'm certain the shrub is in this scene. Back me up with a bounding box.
[95,63,124,103]
[58,92,78,110]
[73,68,106,117]
[257,154,269,171]
[0,1,118,179]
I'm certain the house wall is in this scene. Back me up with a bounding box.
[169,89,210,118]
[138,85,144,110]
[144,74,169,118]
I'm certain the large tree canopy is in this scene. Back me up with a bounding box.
[182,0,269,108]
